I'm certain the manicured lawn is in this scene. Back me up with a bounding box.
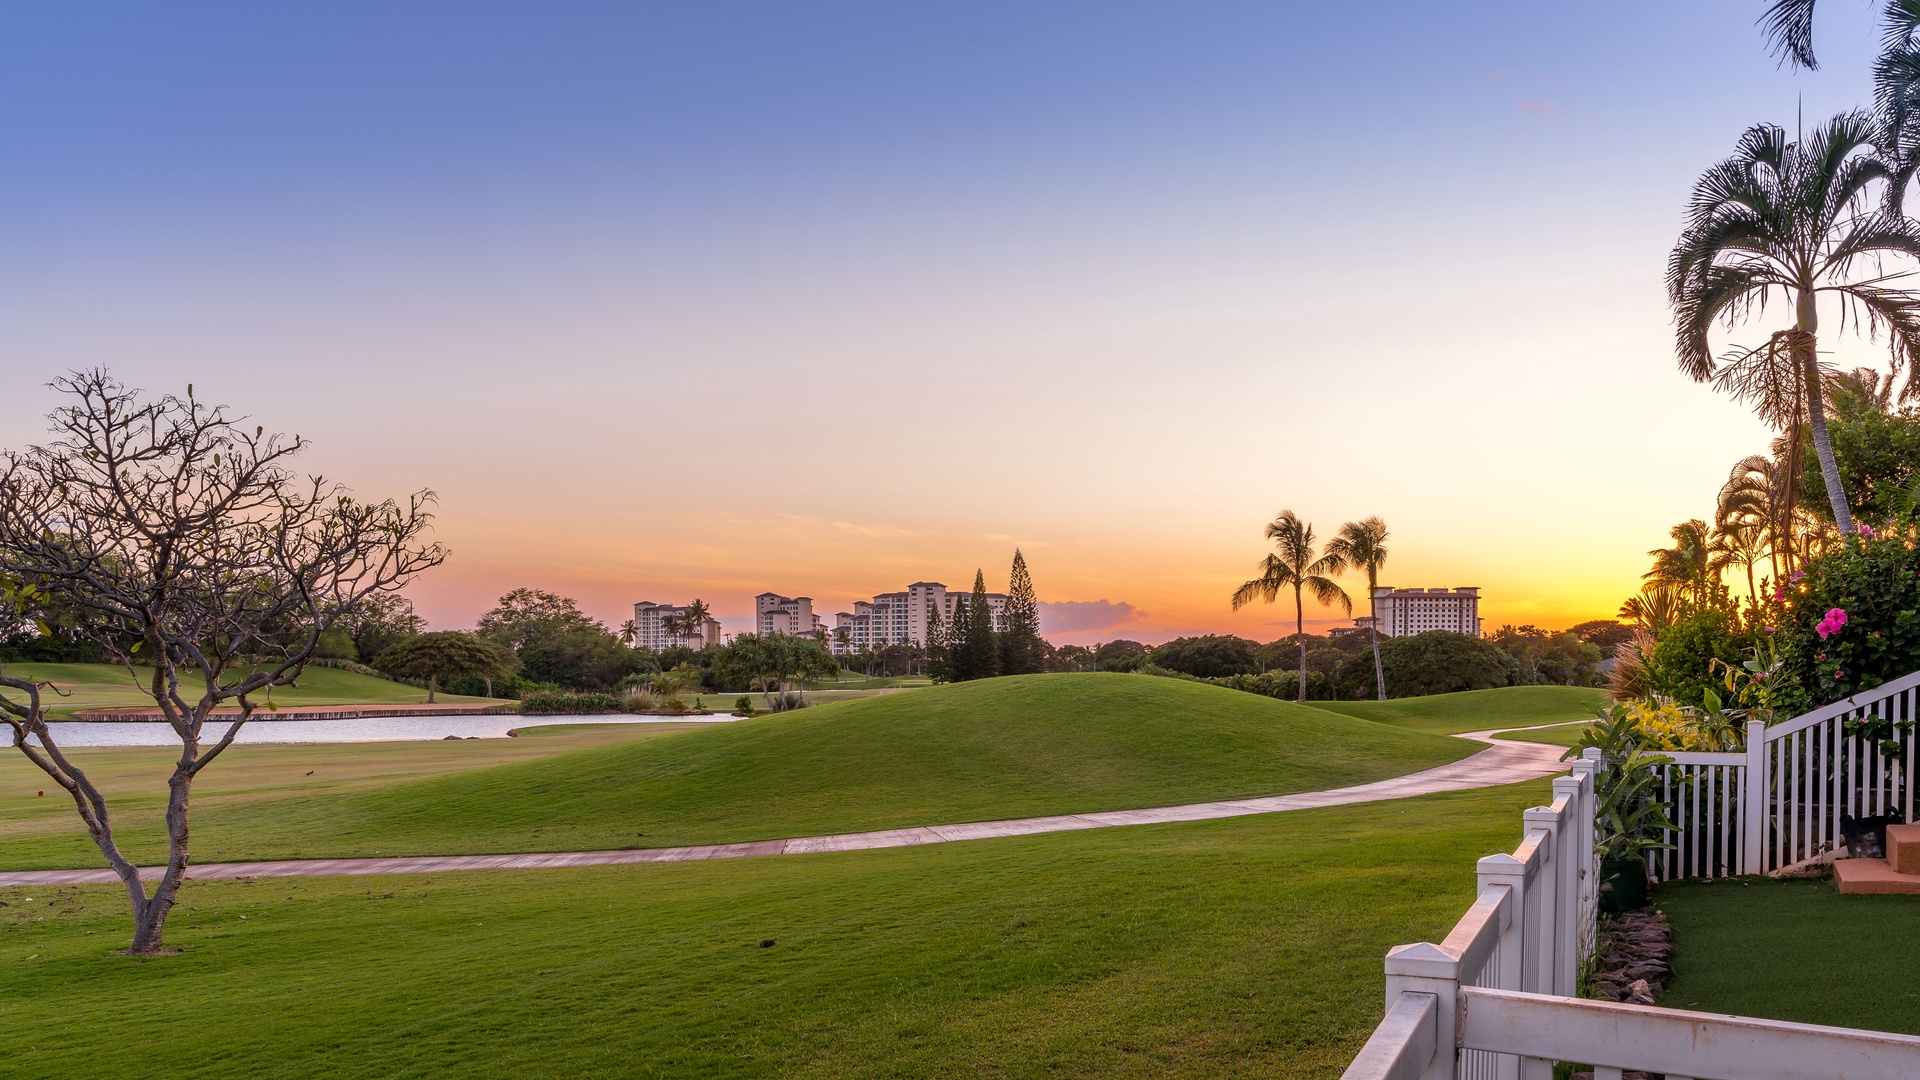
[0,673,1474,869]
[0,662,499,717]
[1304,686,1605,735]
[1491,722,1586,747]
[1659,875,1920,1033]
[0,780,1550,1079]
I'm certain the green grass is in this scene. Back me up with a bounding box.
[0,662,499,717]
[0,779,1550,1079]
[0,673,1474,869]
[1491,722,1587,748]
[1304,686,1605,735]
[1659,875,1920,1033]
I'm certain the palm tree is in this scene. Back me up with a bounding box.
[618,619,641,647]
[1231,510,1351,701]
[1711,513,1769,609]
[1327,516,1390,701]
[680,598,713,649]
[1720,452,1797,579]
[660,611,687,649]
[1669,112,1920,538]
[1644,519,1725,609]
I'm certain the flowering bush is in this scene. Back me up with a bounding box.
[1774,532,1920,707]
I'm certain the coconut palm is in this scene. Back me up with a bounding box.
[1644,519,1726,609]
[1327,516,1390,701]
[618,619,641,647]
[681,598,713,649]
[1231,510,1351,701]
[1669,112,1920,538]
[1712,513,1769,609]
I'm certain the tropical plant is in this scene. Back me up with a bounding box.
[1327,516,1390,701]
[1230,510,1351,701]
[1668,112,1920,537]
[1775,528,1920,706]
[617,619,641,647]
[1643,519,1726,608]
[1563,706,1680,862]
[680,598,713,647]
[1618,584,1685,633]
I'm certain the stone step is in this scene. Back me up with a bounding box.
[1889,824,1920,875]
[1835,856,1920,895]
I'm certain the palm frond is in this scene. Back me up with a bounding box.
[1761,0,1821,70]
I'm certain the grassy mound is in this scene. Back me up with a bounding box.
[0,780,1551,1078]
[0,661,498,716]
[0,673,1474,867]
[1304,685,1605,735]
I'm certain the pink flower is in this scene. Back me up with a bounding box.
[1817,607,1849,639]
[1791,570,1807,583]
[1774,587,1788,601]
[1860,523,1877,539]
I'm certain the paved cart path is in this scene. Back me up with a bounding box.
[0,730,1568,887]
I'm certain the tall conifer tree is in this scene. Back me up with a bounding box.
[924,596,952,683]
[1000,549,1042,675]
[962,569,1000,681]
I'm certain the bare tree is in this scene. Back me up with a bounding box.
[0,371,446,955]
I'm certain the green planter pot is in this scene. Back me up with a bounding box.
[1598,857,1649,915]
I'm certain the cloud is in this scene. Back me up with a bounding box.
[1039,599,1148,634]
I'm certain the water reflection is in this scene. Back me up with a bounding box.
[35,713,734,747]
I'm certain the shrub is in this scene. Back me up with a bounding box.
[1377,631,1508,697]
[1149,635,1260,678]
[517,691,625,715]
[1777,531,1920,708]
[1641,610,1754,709]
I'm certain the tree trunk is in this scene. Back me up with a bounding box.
[1796,297,1853,534]
[130,756,197,954]
[1294,584,1307,702]
[1778,422,1804,575]
[1368,575,1385,701]
[426,673,437,704]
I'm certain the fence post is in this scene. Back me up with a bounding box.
[1551,775,1584,996]
[1383,942,1459,1080]
[1520,812,1560,998]
[1567,757,1598,967]
[1743,718,1769,875]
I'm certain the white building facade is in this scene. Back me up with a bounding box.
[756,592,826,640]
[1370,586,1481,638]
[831,581,1009,655]
[630,601,723,651]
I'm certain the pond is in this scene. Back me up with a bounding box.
[32,713,735,747]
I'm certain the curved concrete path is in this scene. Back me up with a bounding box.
[0,733,1566,887]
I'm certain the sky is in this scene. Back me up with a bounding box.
[0,2,1904,644]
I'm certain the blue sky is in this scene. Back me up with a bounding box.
[0,2,1900,640]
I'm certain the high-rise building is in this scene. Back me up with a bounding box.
[756,592,826,639]
[1369,587,1481,638]
[630,601,724,651]
[831,581,1009,655]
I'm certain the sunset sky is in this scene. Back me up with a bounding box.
[0,2,1904,644]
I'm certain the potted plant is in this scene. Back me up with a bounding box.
[1595,747,1678,913]
[1568,707,1679,913]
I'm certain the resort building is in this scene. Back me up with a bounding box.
[1370,586,1481,638]
[831,581,1009,655]
[756,592,826,640]
[630,601,724,651]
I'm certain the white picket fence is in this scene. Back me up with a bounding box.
[1652,669,1920,881]
[1342,748,1920,1079]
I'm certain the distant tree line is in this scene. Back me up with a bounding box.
[1054,624,1611,700]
